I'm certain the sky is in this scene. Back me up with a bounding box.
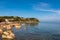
[0,0,60,22]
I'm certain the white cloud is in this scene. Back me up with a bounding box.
[33,2,60,21]
[39,2,50,9]
[33,2,51,10]
[39,9,60,14]
[33,2,60,14]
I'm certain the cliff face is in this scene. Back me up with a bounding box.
[0,16,39,23]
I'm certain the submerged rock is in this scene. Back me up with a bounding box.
[15,25,21,30]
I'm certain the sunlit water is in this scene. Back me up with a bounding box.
[2,22,60,40]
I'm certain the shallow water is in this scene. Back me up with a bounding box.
[2,22,60,40]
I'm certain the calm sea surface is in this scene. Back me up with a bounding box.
[2,22,60,40]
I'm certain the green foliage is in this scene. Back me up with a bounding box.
[0,16,39,23]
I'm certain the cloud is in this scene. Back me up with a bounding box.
[33,2,60,14]
[33,2,60,21]
[38,2,51,9]
[33,2,51,10]
[39,9,60,14]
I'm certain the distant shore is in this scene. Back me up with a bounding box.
[0,16,39,23]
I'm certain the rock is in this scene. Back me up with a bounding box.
[2,31,15,39]
[15,25,21,30]
[3,32,9,35]
[7,35,13,39]
[6,25,12,30]
[2,34,7,38]
[10,33,15,37]
[3,26,6,28]
[0,29,3,34]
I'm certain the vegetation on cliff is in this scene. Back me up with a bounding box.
[0,16,39,23]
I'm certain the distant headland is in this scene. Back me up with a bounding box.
[0,16,39,39]
[0,16,39,23]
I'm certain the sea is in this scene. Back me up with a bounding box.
[1,22,60,40]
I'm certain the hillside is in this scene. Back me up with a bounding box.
[0,16,39,23]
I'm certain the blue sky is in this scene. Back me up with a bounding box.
[0,0,60,22]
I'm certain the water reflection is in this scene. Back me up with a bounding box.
[25,23,39,27]
[2,22,60,40]
[11,23,39,40]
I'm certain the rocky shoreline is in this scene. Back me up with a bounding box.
[0,22,21,40]
[0,16,39,40]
